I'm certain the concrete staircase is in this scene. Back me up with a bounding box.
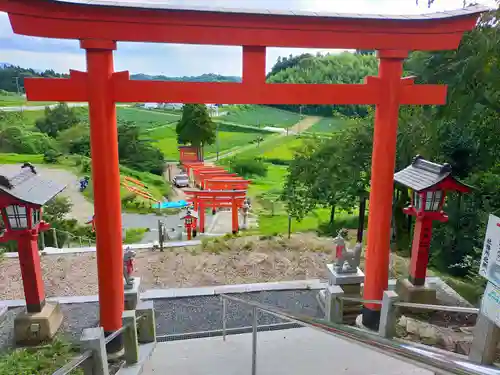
[140,327,432,375]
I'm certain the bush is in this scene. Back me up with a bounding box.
[317,215,367,237]
[264,158,290,166]
[229,157,268,178]
[43,149,61,164]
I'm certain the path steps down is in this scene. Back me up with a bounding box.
[141,327,431,375]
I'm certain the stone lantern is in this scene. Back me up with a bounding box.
[180,209,198,240]
[0,163,66,344]
[394,155,471,303]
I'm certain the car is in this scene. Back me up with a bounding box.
[173,174,189,188]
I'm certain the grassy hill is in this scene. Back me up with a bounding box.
[220,105,301,128]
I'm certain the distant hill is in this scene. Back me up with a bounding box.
[0,65,241,93]
[130,73,241,82]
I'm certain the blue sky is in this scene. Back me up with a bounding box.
[0,0,495,76]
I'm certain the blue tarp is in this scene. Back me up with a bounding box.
[152,200,189,209]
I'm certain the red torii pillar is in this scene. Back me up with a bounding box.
[362,50,408,329]
[82,40,124,349]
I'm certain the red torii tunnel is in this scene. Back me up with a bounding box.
[184,190,247,234]
[0,0,485,338]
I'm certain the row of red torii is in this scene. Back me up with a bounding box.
[180,146,250,235]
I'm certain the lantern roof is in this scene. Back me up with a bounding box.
[394,155,471,193]
[0,163,67,206]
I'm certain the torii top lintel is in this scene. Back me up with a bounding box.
[0,1,486,105]
[1,1,486,50]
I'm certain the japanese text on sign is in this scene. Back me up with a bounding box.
[479,214,500,287]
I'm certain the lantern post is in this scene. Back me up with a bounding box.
[0,163,66,344]
[394,155,471,303]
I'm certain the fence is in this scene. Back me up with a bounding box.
[220,293,499,375]
[51,301,156,375]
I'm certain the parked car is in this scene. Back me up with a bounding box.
[173,174,189,188]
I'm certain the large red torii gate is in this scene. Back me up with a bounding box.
[0,0,485,339]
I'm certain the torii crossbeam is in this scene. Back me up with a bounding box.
[0,0,486,345]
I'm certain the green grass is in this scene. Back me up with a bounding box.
[0,338,83,375]
[117,107,180,128]
[124,228,149,244]
[147,126,180,160]
[148,125,271,161]
[234,135,305,163]
[308,116,349,133]
[0,153,44,164]
[261,137,304,161]
[0,92,54,107]
[258,208,357,235]
[221,105,301,128]
[247,164,288,198]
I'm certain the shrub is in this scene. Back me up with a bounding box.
[229,157,268,178]
[43,149,61,164]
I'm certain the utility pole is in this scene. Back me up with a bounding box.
[216,122,220,161]
[13,76,22,96]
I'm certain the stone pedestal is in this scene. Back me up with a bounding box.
[124,277,141,311]
[318,264,365,325]
[14,302,63,345]
[396,278,436,306]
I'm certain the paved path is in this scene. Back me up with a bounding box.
[143,327,431,375]
[0,164,94,223]
[0,103,88,112]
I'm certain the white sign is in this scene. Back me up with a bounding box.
[481,282,500,328]
[479,214,500,287]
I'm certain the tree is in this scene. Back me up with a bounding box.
[176,104,216,148]
[282,116,373,233]
[35,103,79,137]
[57,125,91,156]
[117,121,165,175]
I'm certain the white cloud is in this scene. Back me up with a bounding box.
[0,0,495,75]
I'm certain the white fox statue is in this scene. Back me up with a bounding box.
[333,229,362,273]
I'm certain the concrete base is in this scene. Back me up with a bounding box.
[125,277,141,311]
[395,278,437,305]
[327,264,365,285]
[14,303,63,345]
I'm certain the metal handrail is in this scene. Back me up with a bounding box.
[52,350,92,375]
[336,295,480,315]
[393,301,479,314]
[220,294,500,375]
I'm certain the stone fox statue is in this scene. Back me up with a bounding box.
[333,229,362,273]
[123,248,137,289]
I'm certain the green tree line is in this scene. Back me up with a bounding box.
[282,4,499,287]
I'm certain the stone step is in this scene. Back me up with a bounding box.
[141,327,432,375]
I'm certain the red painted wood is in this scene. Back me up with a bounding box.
[17,231,45,313]
[4,1,479,50]
[24,76,447,105]
[363,53,405,317]
[84,44,124,332]
[409,218,434,286]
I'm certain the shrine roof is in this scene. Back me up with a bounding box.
[394,155,470,193]
[56,1,488,21]
[0,164,66,206]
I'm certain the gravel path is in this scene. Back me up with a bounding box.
[0,290,322,351]
[0,236,334,299]
[0,164,94,224]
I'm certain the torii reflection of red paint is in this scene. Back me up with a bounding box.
[1,0,484,335]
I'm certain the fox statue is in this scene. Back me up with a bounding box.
[333,229,362,273]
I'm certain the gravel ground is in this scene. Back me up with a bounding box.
[0,235,335,299]
[0,290,322,352]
